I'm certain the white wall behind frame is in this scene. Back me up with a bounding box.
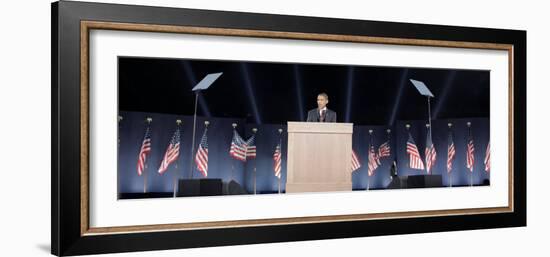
[0,1,545,257]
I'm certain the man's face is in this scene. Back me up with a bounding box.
[317,95,328,109]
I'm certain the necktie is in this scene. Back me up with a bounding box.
[320,110,326,122]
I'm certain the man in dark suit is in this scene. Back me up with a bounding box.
[306,92,337,122]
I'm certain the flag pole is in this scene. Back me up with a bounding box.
[426,96,433,175]
[252,127,258,195]
[367,129,373,191]
[253,167,257,195]
[231,123,237,182]
[278,175,281,194]
[406,123,411,173]
[118,115,123,147]
[277,128,283,194]
[448,122,453,187]
[468,121,473,187]
[144,163,148,193]
[430,122,435,175]
[172,119,182,198]
[386,128,392,179]
[117,115,122,199]
[143,117,152,194]
[427,96,432,139]
[173,162,178,198]
[189,92,200,180]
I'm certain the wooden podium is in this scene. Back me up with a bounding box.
[285,122,353,193]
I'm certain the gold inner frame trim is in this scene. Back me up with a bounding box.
[80,20,514,236]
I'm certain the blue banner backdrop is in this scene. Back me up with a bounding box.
[118,111,489,194]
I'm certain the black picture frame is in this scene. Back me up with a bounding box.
[51,0,526,256]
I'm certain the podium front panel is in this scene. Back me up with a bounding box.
[286,122,353,193]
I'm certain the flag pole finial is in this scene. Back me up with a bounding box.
[146,117,152,123]
[204,120,210,127]
[176,119,182,125]
[467,121,471,127]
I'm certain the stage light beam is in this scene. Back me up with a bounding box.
[293,65,305,121]
[389,69,408,126]
[345,66,355,123]
[433,70,457,119]
[240,63,262,124]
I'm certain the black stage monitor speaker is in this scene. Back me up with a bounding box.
[200,179,223,196]
[386,176,408,189]
[407,175,442,188]
[177,179,223,197]
[222,180,248,195]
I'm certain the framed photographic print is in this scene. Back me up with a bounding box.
[51,0,526,256]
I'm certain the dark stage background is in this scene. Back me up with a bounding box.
[118,57,490,125]
[118,57,490,195]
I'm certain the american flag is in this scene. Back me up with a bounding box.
[425,129,437,174]
[351,149,361,172]
[378,141,391,159]
[273,141,282,178]
[158,128,180,174]
[136,126,151,176]
[466,134,475,172]
[245,134,256,159]
[407,132,425,170]
[447,131,456,173]
[229,130,247,161]
[195,128,209,177]
[367,144,378,176]
[484,141,490,172]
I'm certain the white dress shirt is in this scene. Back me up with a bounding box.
[318,107,327,116]
[319,107,327,121]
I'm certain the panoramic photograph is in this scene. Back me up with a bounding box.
[117,57,490,199]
